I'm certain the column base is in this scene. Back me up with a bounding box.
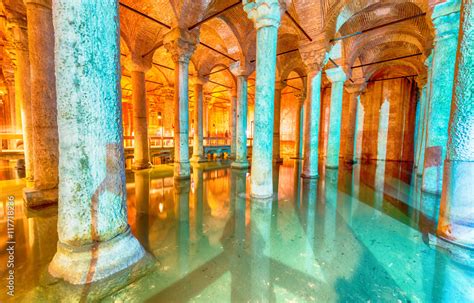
[48,228,145,285]
[190,155,207,163]
[325,164,339,169]
[174,161,190,179]
[231,160,249,169]
[301,173,319,179]
[23,187,58,208]
[428,233,474,265]
[132,161,152,170]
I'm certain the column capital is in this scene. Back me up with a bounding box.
[424,53,433,67]
[243,0,284,29]
[163,28,199,64]
[191,75,208,86]
[416,73,428,88]
[301,47,327,74]
[275,80,286,91]
[293,91,306,105]
[24,0,52,9]
[344,79,366,95]
[123,52,153,73]
[326,66,347,83]
[230,60,254,77]
[432,1,461,41]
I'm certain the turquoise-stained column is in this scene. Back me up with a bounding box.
[175,179,190,275]
[272,81,285,163]
[126,53,153,170]
[437,0,474,249]
[414,83,427,169]
[191,76,207,163]
[244,0,282,199]
[422,1,461,194]
[417,55,433,176]
[293,92,305,159]
[301,70,322,179]
[325,67,347,168]
[23,0,59,206]
[164,28,198,179]
[345,80,366,163]
[377,99,390,161]
[230,87,237,158]
[230,60,252,169]
[354,96,364,162]
[49,0,144,284]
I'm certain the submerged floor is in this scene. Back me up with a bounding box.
[0,159,473,302]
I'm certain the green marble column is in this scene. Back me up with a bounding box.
[48,0,144,284]
[422,0,461,194]
[301,70,322,179]
[417,55,433,176]
[244,0,282,199]
[272,81,285,163]
[325,67,347,168]
[437,0,474,249]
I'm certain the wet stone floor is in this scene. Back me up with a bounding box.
[0,159,473,302]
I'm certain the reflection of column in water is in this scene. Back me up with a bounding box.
[250,200,273,301]
[302,179,317,272]
[420,191,440,233]
[192,166,204,238]
[175,179,190,276]
[338,168,354,227]
[135,170,150,250]
[272,164,280,198]
[435,251,473,303]
[293,160,302,211]
[374,159,385,212]
[323,168,338,261]
[232,169,247,243]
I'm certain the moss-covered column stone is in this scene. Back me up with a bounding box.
[293,92,305,159]
[272,81,285,163]
[48,0,144,284]
[422,1,461,194]
[23,0,59,206]
[244,0,282,198]
[302,69,322,178]
[164,28,198,179]
[325,67,347,169]
[190,76,207,163]
[125,53,153,170]
[230,60,252,169]
[6,16,34,186]
[437,0,474,248]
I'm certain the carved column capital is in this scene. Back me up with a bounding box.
[432,1,461,41]
[123,51,153,73]
[300,45,327,75]
[163,28,199,64]
[243,0,284,29]
[344,79,366,95]
[275,80,286,91]
[229,60,254,78]
[326,66,347,83]
[191,75,208,86]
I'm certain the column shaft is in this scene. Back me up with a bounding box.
[132,70,151,169]
[302,71,322,179]
[272,85,283,163]
[232,75,249,168]
[250,25,279,198]
[422,4,460,194]
[24,0,59,206]
[437,0,474,248]
[191,82,204,162]
[230,91,237,158]
[174,59,191,178]
[293,100,304,158]
[49,0,143,284]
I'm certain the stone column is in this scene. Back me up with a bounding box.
[230,87,237,158]
[302,70,322,179]
[244,0,282,198]
[417,55,433,176]
[437,0,473,249]
[325,67,347,169]
[414,83,427,169]
[164,28,198,179]
[6,17,34,186]
[230,61,252,169]
[49,0,144,284]
[293,92,305,159]
[23,0,59,206]
[422,1,460,194]
[354,96,364,162]
[344,81,366,163]
[272,81,285,163]
[191,76,206,163]
[126,54,153,170]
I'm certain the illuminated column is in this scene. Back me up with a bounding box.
[354,96,364,162]
[414,80,427,169]
[244,0,282,198]
[293,92,305,159]
[422,1,460,194]
[344,81,366,162]
[164,28,198,179]
[302,70,322,179]
[126,53,153,170]
[230,60,252,169]
[437,0,473,248]
[230,87,237,158]
[272,81,285,163]
[417,56,433,176]
[49,0,144,284]
[6,17,34,185]
[191,76,207,163]
[325,67,347,169]
[23,0,59,206]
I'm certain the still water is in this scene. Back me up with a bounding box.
[0,160,473,302]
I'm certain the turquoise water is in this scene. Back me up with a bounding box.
[0,160,473,302]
